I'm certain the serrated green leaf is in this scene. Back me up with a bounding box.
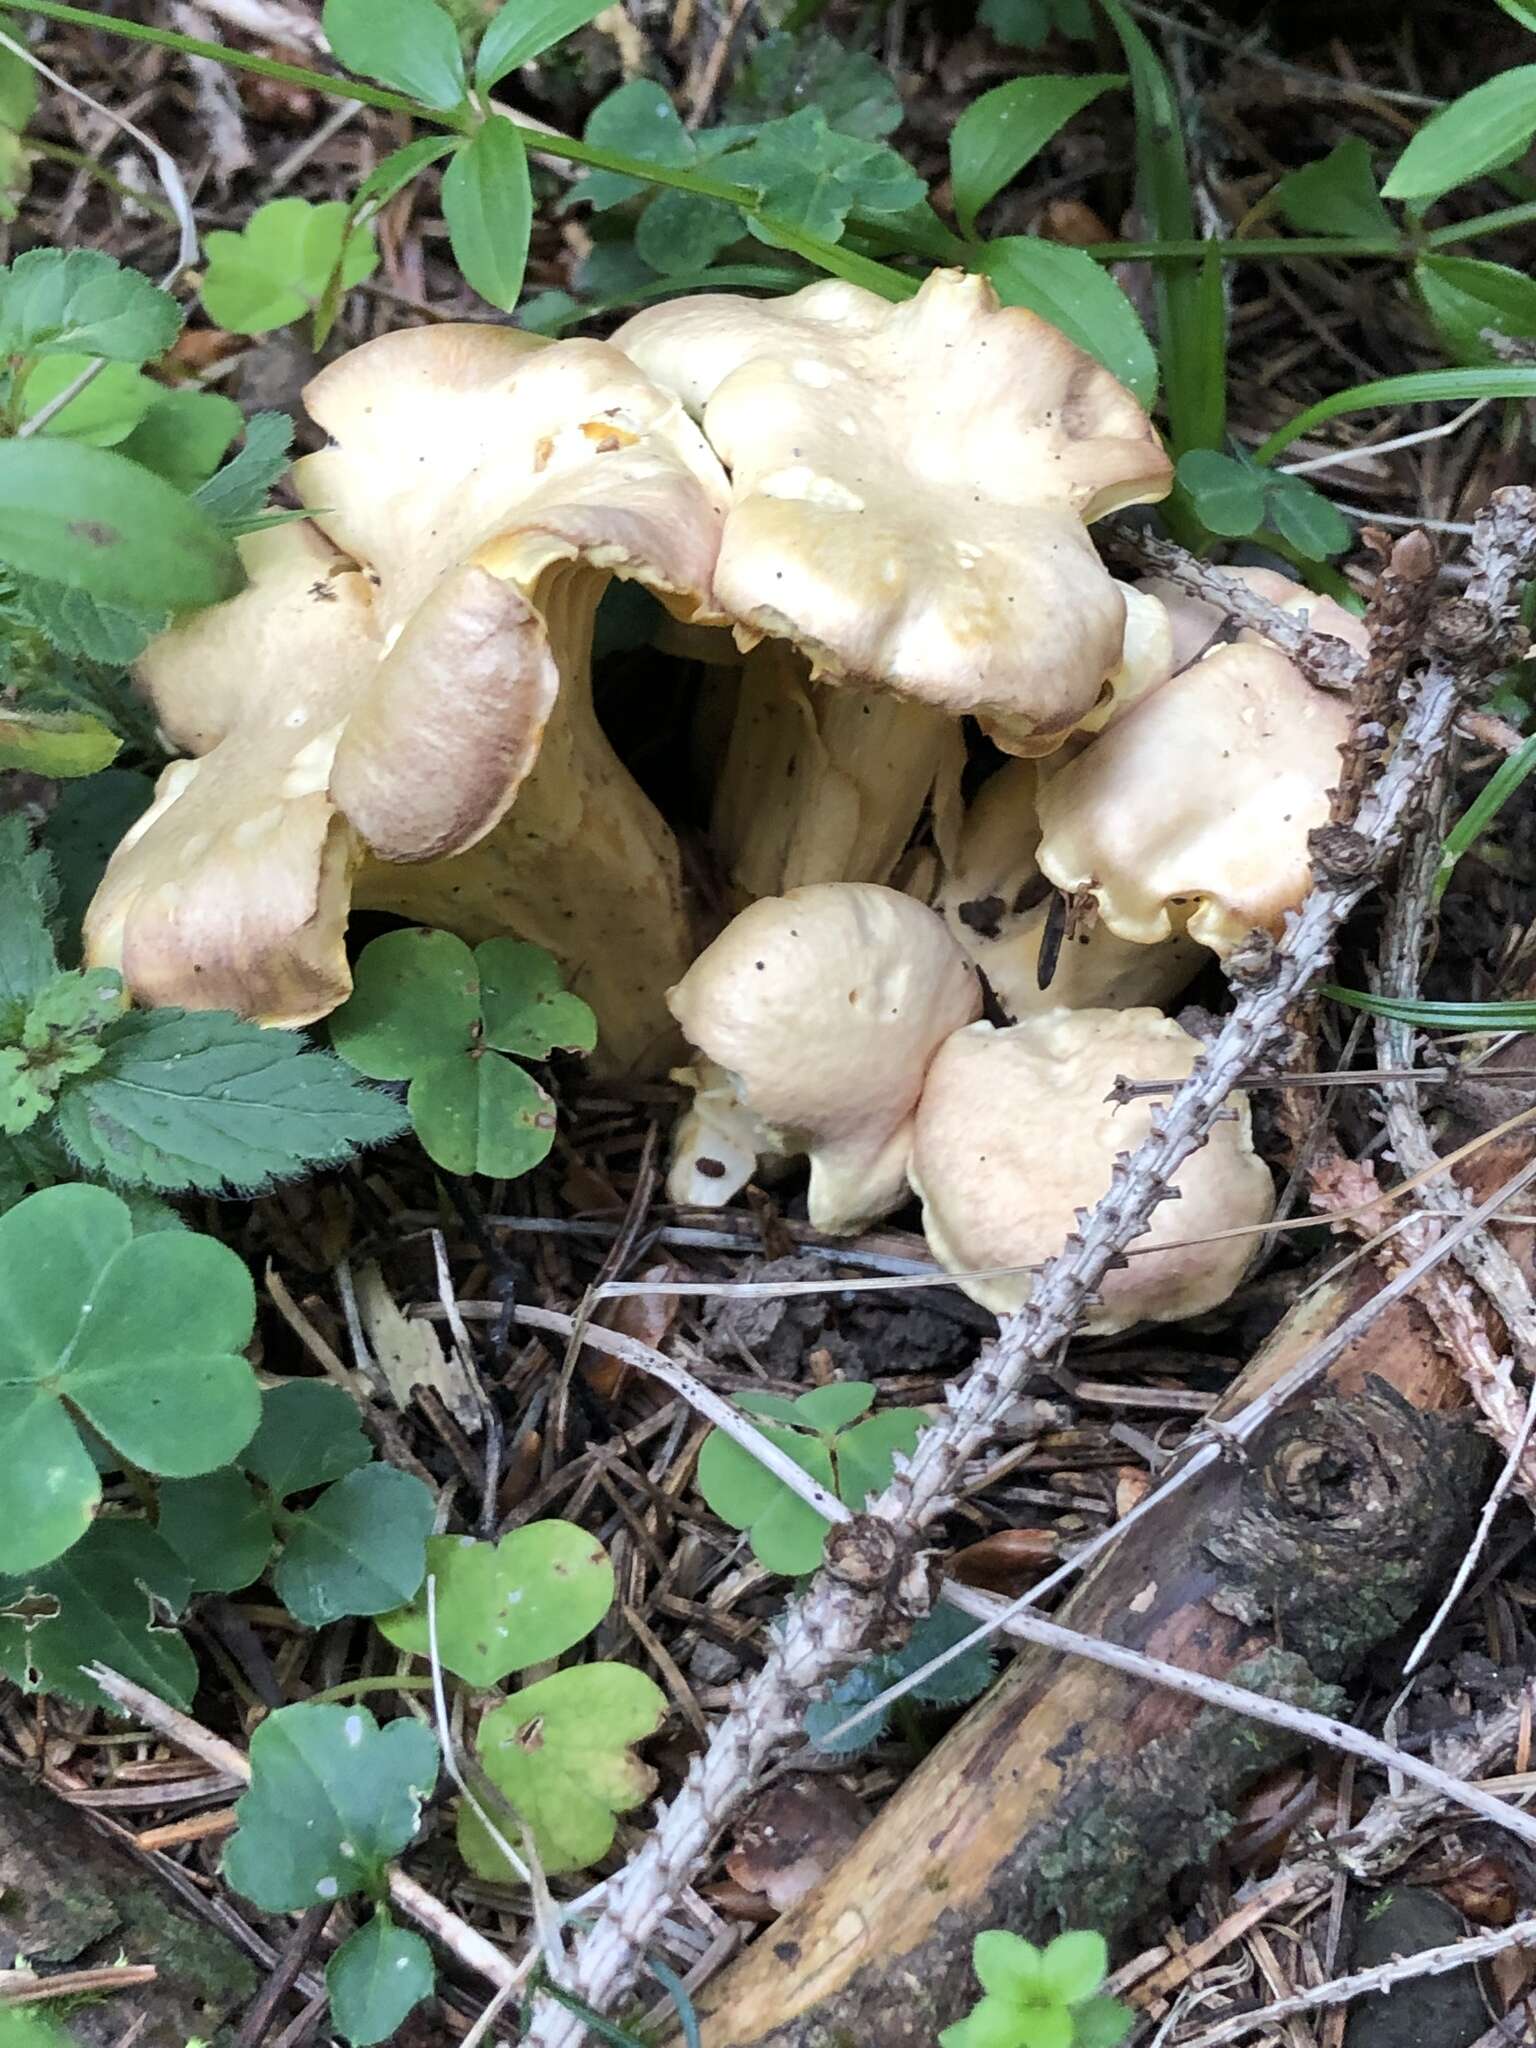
[442,117,532,310]
[803,1658,887,1755]
[978,237,1156,405]
[0,438,242,612]
[728,31,901,141]
[7,578,163,666]
[56,1007,409,1195]
[733,110,925,246]
[17,967,124,1074]
[902,1602,996,1708]
[41,771,155,963]
[0,815,58,1010]
[157,1469,275,1592]
[242,1380,373,1498]
[378,1522,614,1684]
[196,412,295,528]
[1265,473,1353,560]
[1272,139,1393,239]
[275,1464,434,1626]
[1174,448,1267,537]
[0,1517,196,1711]
[327,1910,435,2047]
[409,1050,557,1178]
[0,248,181,364]
[0,1184,258,1571]
[1383,65,1536,205]
[476,940,597,1058]
[0,1050,52,1135]
[463,1662,666,1874]
[323,0,467,108]
[635,188,742,276]
[19,357,157,446]
[202,198,379,335]
[475,0,606,88]
[331,928,481,1079]
[1070,1996,1134,2047]
[951,75,1122,237]
[696,1423,834,1575]
[0,705,120,777]
[116,386,244,493]
[1417,253,1536,366]
[1037,1930,1107,2006]
[223,1701,440,1910]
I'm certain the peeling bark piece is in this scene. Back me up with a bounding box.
[689,1267,1485,2047]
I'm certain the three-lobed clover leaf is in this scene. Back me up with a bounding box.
[331,929,594,1179]
[1174,448,1352,561]
[461,1661,668,1875]
[0,1184,259,1573]
[939,1931,1131,2048]
[201,198,379,336]
[274,1464,436,1628]
[696,1382,925,1576]
[223,1700,440,1911]
[378,1522,615,1688]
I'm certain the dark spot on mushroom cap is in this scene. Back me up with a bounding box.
[697,1157,727,1179]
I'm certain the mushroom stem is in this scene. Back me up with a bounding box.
[709,640,958,899]
[353,566,694,1079]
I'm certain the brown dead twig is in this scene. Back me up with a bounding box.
[522,492,1536,2045]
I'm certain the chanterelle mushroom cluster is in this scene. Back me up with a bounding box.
[88,266,1349,1329]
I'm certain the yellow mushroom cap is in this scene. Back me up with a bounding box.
[1034,639,1352,957]
[666,883,982,1232]
[616,269,1172,753]
[910,1010,1273,1328]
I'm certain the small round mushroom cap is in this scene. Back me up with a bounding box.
[666,883,982,1232]
[1034,639,1352,956]
[616,269,1173,753]
[934,761,1201,1018]
[910,1011,1274,1328]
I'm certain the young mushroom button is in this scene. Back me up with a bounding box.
[665,883,983,1233]
[910,1010,1274,1330]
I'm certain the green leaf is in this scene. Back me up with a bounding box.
[476,0,606,88]
[939,1996,1033,2048]
[834,1410,923,1505]
[1012,2011,1072,2048]
[805,1603,995,1753]
[727,31,902,141]
[56,1007,409,1195]
[158,1469,275,1593]
[378,1522,614,1685]
[580,80,696,211]
[19,357,157,446]
[1174,448,1266,537]
[1265,473,1353,561]
[732,110,925,246]
[4,969,124,1130]
[202,198,379,335]
[477,940,597,1058]
[323,0,467,109]
[1383,66,1536,205]
[331,928,481,1079]
[116,386,244,493]
[463,1661,666,1874]
[408,1050,558,1178]
[975,1930,1048,2005]
[0,1517,197,1711]
[442,116,533,310]
[354,133,460,216]
[8,577,163,666]
[242,1380,373,1498]
[1435,728,1536,903]
[635,188,743,276]
[0,248,181,364]
[0,705,120,777]
[0,1185,258,1572]
[1325,986,1536,1030]
[0,438,242,612]
[1038,1930,1107,2006]
[1272,139,1393,239]
[41,771,155,963]
[778,1381,875,1432]
[978,237,1156,405]
[1070,1997,1134,2048]
[951,75,1122,237]
[1498,0,1536,28]
[223,1701,439,1910]
[0,38,38,137]
[275,1464,434,1626]
[0,815,58,1010]
[696,1423,834,1575]
[979,0,1093,45]
[1416,254,1536,365]
[327,1910,435,2048]
[1254,366,1536,464]
[196,412,295,528]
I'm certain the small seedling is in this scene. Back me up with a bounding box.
[696,1382,924,1575]
[805,1604,996,1754]
[940,1930,1133,2048]
[330,928,595,1179]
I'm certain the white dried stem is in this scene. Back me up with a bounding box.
[527,498,1536,2043]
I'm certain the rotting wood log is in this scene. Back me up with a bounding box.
[691,1264,1486,2048]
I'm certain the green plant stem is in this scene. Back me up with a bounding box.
[1254,365,1536,461]
[1,0,908,299]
